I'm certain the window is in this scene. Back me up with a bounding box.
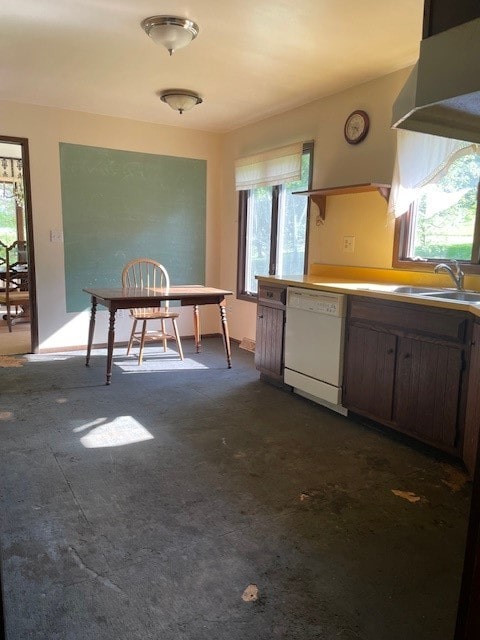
[0,182,22,265]
[0,183,18,245]
[394,153,480,270]
[237,143,313,298]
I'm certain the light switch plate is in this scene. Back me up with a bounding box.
[50,229,64,243]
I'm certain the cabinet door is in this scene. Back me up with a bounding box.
[255,304,285,379]
[393,337,463,449]
[464,323,480,475]
[343,324,396,421]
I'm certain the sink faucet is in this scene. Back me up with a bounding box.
[434,260,465,290]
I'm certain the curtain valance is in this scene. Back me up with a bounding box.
[388,130,479,216]
[234,142,303,191]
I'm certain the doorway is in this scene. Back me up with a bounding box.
[0,136,37,355]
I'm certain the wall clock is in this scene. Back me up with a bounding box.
[344,110,370,145]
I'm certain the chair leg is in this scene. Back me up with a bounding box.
[138,320,147,365]
[6,305,12,332]
[159,318,167,352]
[171,319,184,360]
[127,319,137,355]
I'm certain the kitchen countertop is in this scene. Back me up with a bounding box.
[257,274,480,317]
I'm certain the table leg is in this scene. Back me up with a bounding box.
[219,300,232,368]
[85,297,97,367]
[193,304,201,353]
[106,308,116,385]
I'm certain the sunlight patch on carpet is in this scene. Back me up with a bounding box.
[115,356,209,373]
[77,416,154,448]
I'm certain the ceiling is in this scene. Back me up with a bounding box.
[1,0,424,133]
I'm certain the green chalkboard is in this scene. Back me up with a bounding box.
[59,143,206,312]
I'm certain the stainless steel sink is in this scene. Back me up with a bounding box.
[423,290,480,302]
[359,284,480,302]
[392,286,442,294]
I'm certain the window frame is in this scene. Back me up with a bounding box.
[237,142,313,302]
[393,179,480,274]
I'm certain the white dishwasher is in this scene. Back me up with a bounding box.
[284,287,347,415]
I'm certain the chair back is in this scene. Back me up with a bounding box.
[1,240,29,296]
[0,240,29,331]
[122,258,171,313]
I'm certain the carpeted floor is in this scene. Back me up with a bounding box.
[0,319,30,355]
[0,338,471,639]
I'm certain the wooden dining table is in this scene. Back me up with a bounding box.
[83,285,233,384]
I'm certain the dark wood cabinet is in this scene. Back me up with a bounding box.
[255,283,287,382]
[464,322,480,475]
[393,337,463,449]
[343,324,396,422]
[456,428,480,639]
[343,296,470,456]
[423,0,480,39]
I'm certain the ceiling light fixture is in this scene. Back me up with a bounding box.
[141,15,199,56]
[160,90,203,115]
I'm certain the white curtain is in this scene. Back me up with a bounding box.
[235,142,303,191]
[388,130,479,217]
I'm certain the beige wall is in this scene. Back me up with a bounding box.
[0,101,222,350]
[220,67,411,341]
[0,66,410,351]
[308,192,395,268]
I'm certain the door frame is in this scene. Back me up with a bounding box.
[0,135,38,353]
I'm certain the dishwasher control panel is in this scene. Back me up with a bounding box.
[287,287,346,317]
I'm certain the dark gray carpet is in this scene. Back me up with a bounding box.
[0,338,470,639]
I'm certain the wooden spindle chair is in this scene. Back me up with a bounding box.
[121,258,184,365]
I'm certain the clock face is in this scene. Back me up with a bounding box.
[344,110,369,144]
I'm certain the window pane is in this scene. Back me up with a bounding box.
[277,152,310,274]
[0,183,18,261]
[410,154,480,261]
[245,187,273,295]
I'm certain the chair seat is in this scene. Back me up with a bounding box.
[130,309,179,320]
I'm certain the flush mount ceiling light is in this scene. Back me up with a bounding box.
[141,15,199,55]
[160,90,203,115]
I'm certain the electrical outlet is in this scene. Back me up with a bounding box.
[343,236,355,253]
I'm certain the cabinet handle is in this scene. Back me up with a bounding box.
[403,353,411,359]
[266,291,273,298]
[386,348,394,354]
[258,314,264,319]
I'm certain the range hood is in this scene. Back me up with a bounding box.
[392,17,480,142]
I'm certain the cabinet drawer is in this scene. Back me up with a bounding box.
[258,284,286,307]
[349,297,469,344]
